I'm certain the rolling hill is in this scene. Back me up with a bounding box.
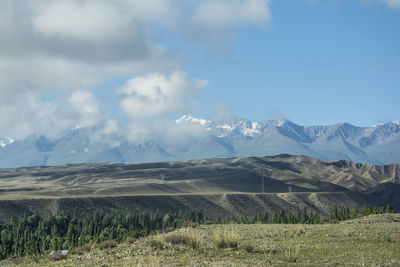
[0,154,398,222]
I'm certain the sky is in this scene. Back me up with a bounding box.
[0,0,399,140]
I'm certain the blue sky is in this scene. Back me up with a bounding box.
[176,0,400,126]
[0,0,399,139]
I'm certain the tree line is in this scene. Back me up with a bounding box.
[0,204,396,260]
[329,204,394,221]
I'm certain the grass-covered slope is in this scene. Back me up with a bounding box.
[2,214,399,266]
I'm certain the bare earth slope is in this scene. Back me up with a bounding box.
[0,154,399,222]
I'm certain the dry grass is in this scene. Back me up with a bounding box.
[213,230,238,249]
[165,233,190,245]
[96,240,117,250]
[2,214,400,266]
[242,243,257,253]
[69,243,92,255]
[187,233,201,250]
[164,232,202,250]
[148,238,164,250]
[46,252,67,262]
[125,236,137,244]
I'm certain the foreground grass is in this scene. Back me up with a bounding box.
[2,214,400,266]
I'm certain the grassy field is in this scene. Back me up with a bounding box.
[2,214,399,266]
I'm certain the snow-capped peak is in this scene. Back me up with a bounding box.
[0,137,15,148]
[371,121,400,128]
[176,115,266,137]
[277,120,285,127]
[216,119,262,137]
[240,127,261,137]
[72,124,81,130]
[176,114,211,126]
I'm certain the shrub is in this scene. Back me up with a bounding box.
[164,233,201,249]
[126,237,137,244]
[164,227,175,233]
[47,252,67,262]
[97,240,117,250]
[213,231,238,249]
[384,236,393,242]
[165,234,189,245]
[188,234,201,250]
[125,229,145,239]
[183,221,199,228]
[242,243,256,253]
[70,243,92,255]
[265,247,279,255]
[149,239,164,250]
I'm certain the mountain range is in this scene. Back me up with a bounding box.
[1,115,400,168]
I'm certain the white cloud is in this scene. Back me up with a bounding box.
[210,102,236,123]
[0,0,272,139]
[102,119,120,135]
[0,90,104,139]
[119,71,207,118]
[0,0,177,138]
[360,0,400,9]
[379,0,400,8]
[33,1,127,40]
[310,0,400,10]
[120,119,209,144]
[192,0,271,28]
[69,91,102,128]
[178,0,271,51]
[267,109,287,121]
[0,0,177,97]
[0,94,73,139]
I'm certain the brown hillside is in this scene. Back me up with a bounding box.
[0,154,398,222]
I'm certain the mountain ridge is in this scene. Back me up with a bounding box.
[1,115,400,167]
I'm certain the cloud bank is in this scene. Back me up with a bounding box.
[0,0,272,140]
[119,71,207,119]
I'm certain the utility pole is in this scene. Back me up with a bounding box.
[261,174,264,193]
[258,168,265,194]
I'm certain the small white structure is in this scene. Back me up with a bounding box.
[49,250,69,256]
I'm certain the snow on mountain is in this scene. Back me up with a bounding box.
[1,115,400,168]
[0,137,14,148]
[176,115,263,137]
[175,115,400,144]
[176,114,211,126]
